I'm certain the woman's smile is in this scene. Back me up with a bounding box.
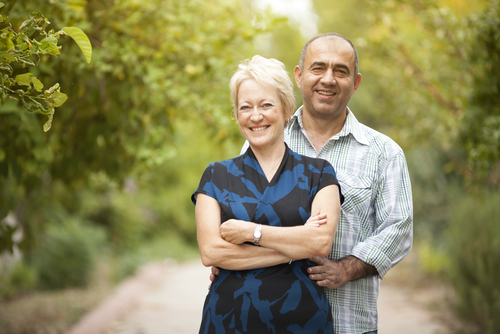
[251,125,270,132]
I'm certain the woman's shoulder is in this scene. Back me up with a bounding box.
[203,153,246,172]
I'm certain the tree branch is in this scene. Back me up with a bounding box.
[393,29,462,116]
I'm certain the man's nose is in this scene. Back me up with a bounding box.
[321,69,336,85]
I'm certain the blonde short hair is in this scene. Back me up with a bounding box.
[229,55,295,122]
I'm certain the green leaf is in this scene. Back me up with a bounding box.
[0,30,15,51]
[62,26,92,63]
[52,91,68,107]
[0,3,4,9]
[31,77,43,92]
[40,36,60,56]
[43,113,53,132]
[0,53,15,61]
[15,72,43,92]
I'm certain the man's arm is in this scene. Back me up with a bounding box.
[308,150,413,287]
[350,151,413,278]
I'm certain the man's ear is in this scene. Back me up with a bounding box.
[293,65,302,88]
[353,73,362,93]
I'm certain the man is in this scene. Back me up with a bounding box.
[212,33,413,334]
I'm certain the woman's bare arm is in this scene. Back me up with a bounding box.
[195,193,289,270]
[220,185,341,260]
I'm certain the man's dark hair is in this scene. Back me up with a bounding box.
[299,33,359,77]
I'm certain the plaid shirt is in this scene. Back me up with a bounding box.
[285,106,413,334]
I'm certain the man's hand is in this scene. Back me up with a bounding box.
[208,266,220,289]
[307,255,378,289]
[304,211,327,227]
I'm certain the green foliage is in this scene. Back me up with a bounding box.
[77,116,243,252]
[112,232,200,281]
[79,186,150,252]
[0,260,38,299]
[30,218,106,290]
[445,192,500,333]
[0,220,16,254]
[459,3,500,185]
[1,0,268,256]
[307,0,499,186]
[0,9,91,132]
[415,240,449,277]
[405,147,450,239]
[367,0,499,187]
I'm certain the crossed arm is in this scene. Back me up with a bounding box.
[195,184,341,271]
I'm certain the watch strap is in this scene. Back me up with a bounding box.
[253,224,262,246]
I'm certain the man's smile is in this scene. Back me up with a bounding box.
[317,90,336,96]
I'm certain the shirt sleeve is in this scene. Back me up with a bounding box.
[350,150,413,278]
[191,163,217,205]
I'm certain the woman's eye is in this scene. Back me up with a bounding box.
[263,103,273,108]
[240,105,250,111]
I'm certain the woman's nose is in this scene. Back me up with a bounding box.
[250,107,263,121]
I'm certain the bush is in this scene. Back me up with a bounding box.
[0,260,38,299]
[83,190,150,252]
[445,191,500,333]
[112,231,200,281]
[30,218,106,290]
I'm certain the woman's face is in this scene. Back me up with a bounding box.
[237,79,286,152]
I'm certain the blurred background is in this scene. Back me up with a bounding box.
[0,0,499,333]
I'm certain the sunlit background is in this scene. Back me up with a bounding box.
[1,0,499,333]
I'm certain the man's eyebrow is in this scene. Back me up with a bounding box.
[335,63,351,74]
[308,61,351,74]
[308,61,327,69]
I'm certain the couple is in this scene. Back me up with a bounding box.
[191,33,413,334]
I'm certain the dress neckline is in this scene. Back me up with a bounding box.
[246,144,289,186]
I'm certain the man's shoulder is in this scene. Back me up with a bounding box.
[288,147,331,168]
[355,121,405,159]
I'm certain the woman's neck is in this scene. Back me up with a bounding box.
[250,142,286,182]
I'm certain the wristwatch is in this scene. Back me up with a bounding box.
[253,224,262,246]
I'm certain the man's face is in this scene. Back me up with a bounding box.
[294,37,361,120]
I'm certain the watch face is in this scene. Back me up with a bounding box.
[255,230,261,238]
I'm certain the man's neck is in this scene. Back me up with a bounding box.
[301,108,347,152]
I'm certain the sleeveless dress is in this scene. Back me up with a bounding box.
[192,145,342,334]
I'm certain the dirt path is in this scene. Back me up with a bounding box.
[67,258,450,334]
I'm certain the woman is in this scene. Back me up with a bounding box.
[192,55,343,334]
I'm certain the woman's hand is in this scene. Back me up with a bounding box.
[305,211,327,227]
[220,219,255,244]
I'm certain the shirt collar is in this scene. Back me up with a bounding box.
[288,106,369,146]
